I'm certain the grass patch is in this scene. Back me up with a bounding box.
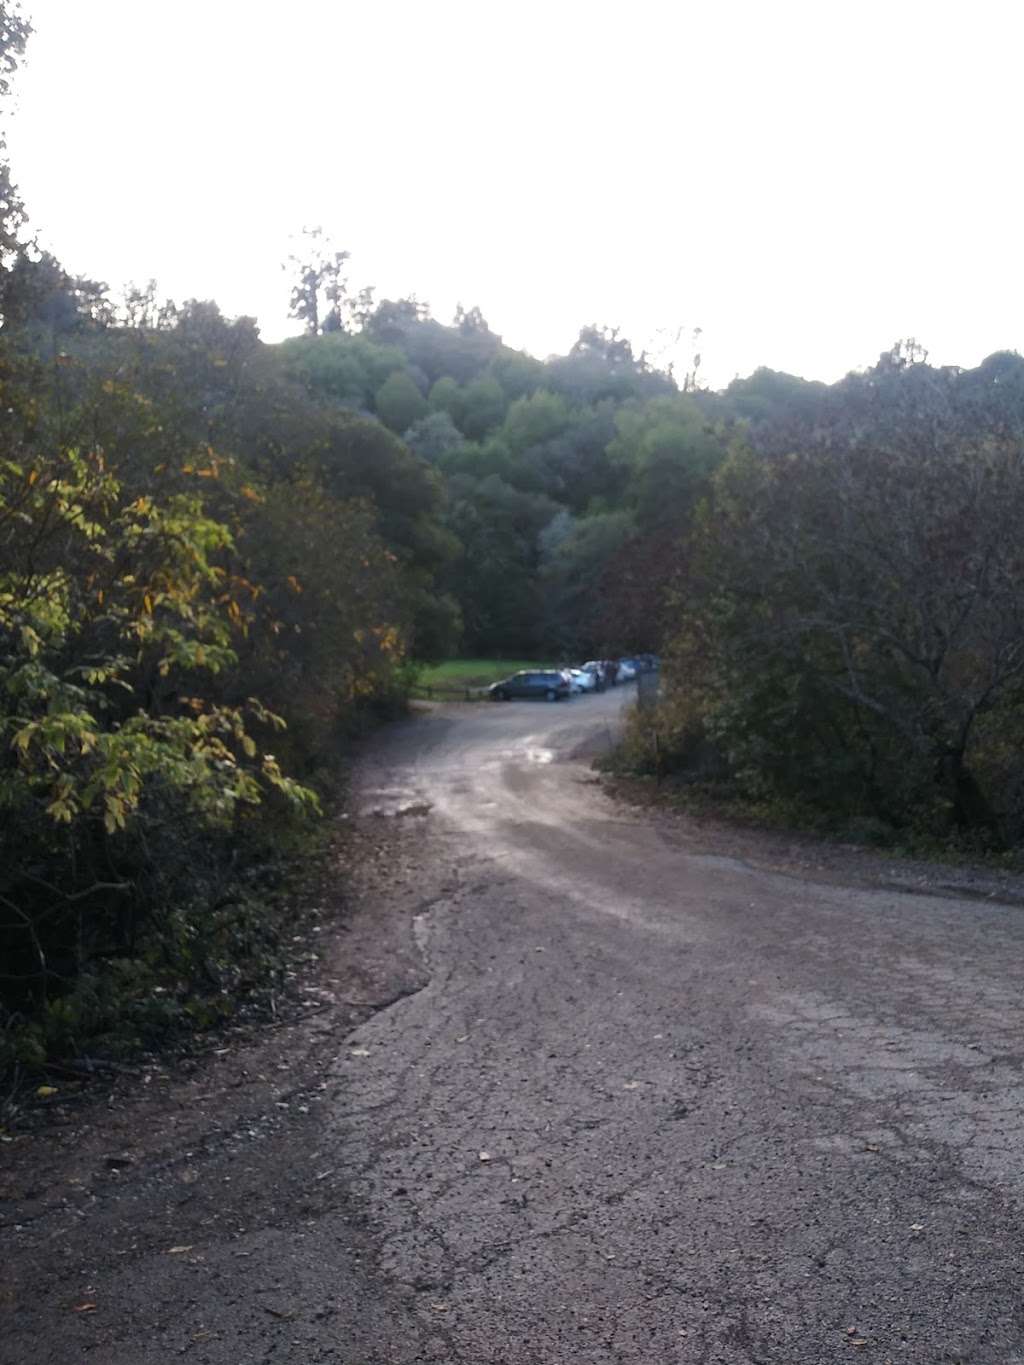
[416,658,556,691]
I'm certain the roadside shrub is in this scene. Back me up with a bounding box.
[0,434,321,1073]
[609,695,718,779]
[656,411,1024,846]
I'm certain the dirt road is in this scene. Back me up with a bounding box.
[4,689,1024,1363]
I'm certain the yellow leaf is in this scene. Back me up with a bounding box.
[46,798,74,823]
[36,1085,58,1098]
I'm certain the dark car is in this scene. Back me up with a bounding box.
[489,669,572,702]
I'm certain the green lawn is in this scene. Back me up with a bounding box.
[417,658,556,690]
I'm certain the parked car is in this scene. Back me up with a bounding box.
[582,659,615,689]
[489,669,572,702]
[615,658,638,683]
[567,667,598,693]
[576,662,606,692]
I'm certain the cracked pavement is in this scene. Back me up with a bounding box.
[4,689,1024,1363]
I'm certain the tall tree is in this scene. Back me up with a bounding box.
[286,226,357,335]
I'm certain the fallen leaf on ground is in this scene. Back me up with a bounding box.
[166,1245,194,1254]
[350,1048,370,1058]
[72,1303,97,1313]
[478,1151,492,1162]
[36,1086,58,1098]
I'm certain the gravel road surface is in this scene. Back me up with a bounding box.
[4,688,1024,1363]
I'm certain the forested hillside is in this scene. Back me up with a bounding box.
[275,238,715,661]
[5,3,1024,1081]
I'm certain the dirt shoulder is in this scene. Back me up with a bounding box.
[0,810,446,1365]
[601,771,1024,908]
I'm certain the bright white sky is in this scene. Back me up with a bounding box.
[7,0,1024,388]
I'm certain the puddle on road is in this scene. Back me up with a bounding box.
[524,747,555,764]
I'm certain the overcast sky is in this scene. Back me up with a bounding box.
[8,0,1023,388]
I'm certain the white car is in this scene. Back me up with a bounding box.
[615,659,638,683]
[567,668,598,693]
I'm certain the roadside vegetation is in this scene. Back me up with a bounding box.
[0,13,447,1081]
[4,2,1024,1090]
[618,346,1024,860]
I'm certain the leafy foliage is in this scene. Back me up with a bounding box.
[0,433,319,1069]
[0,146,456,1073]
[651,347,1024,848]
[375,369,428,433]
